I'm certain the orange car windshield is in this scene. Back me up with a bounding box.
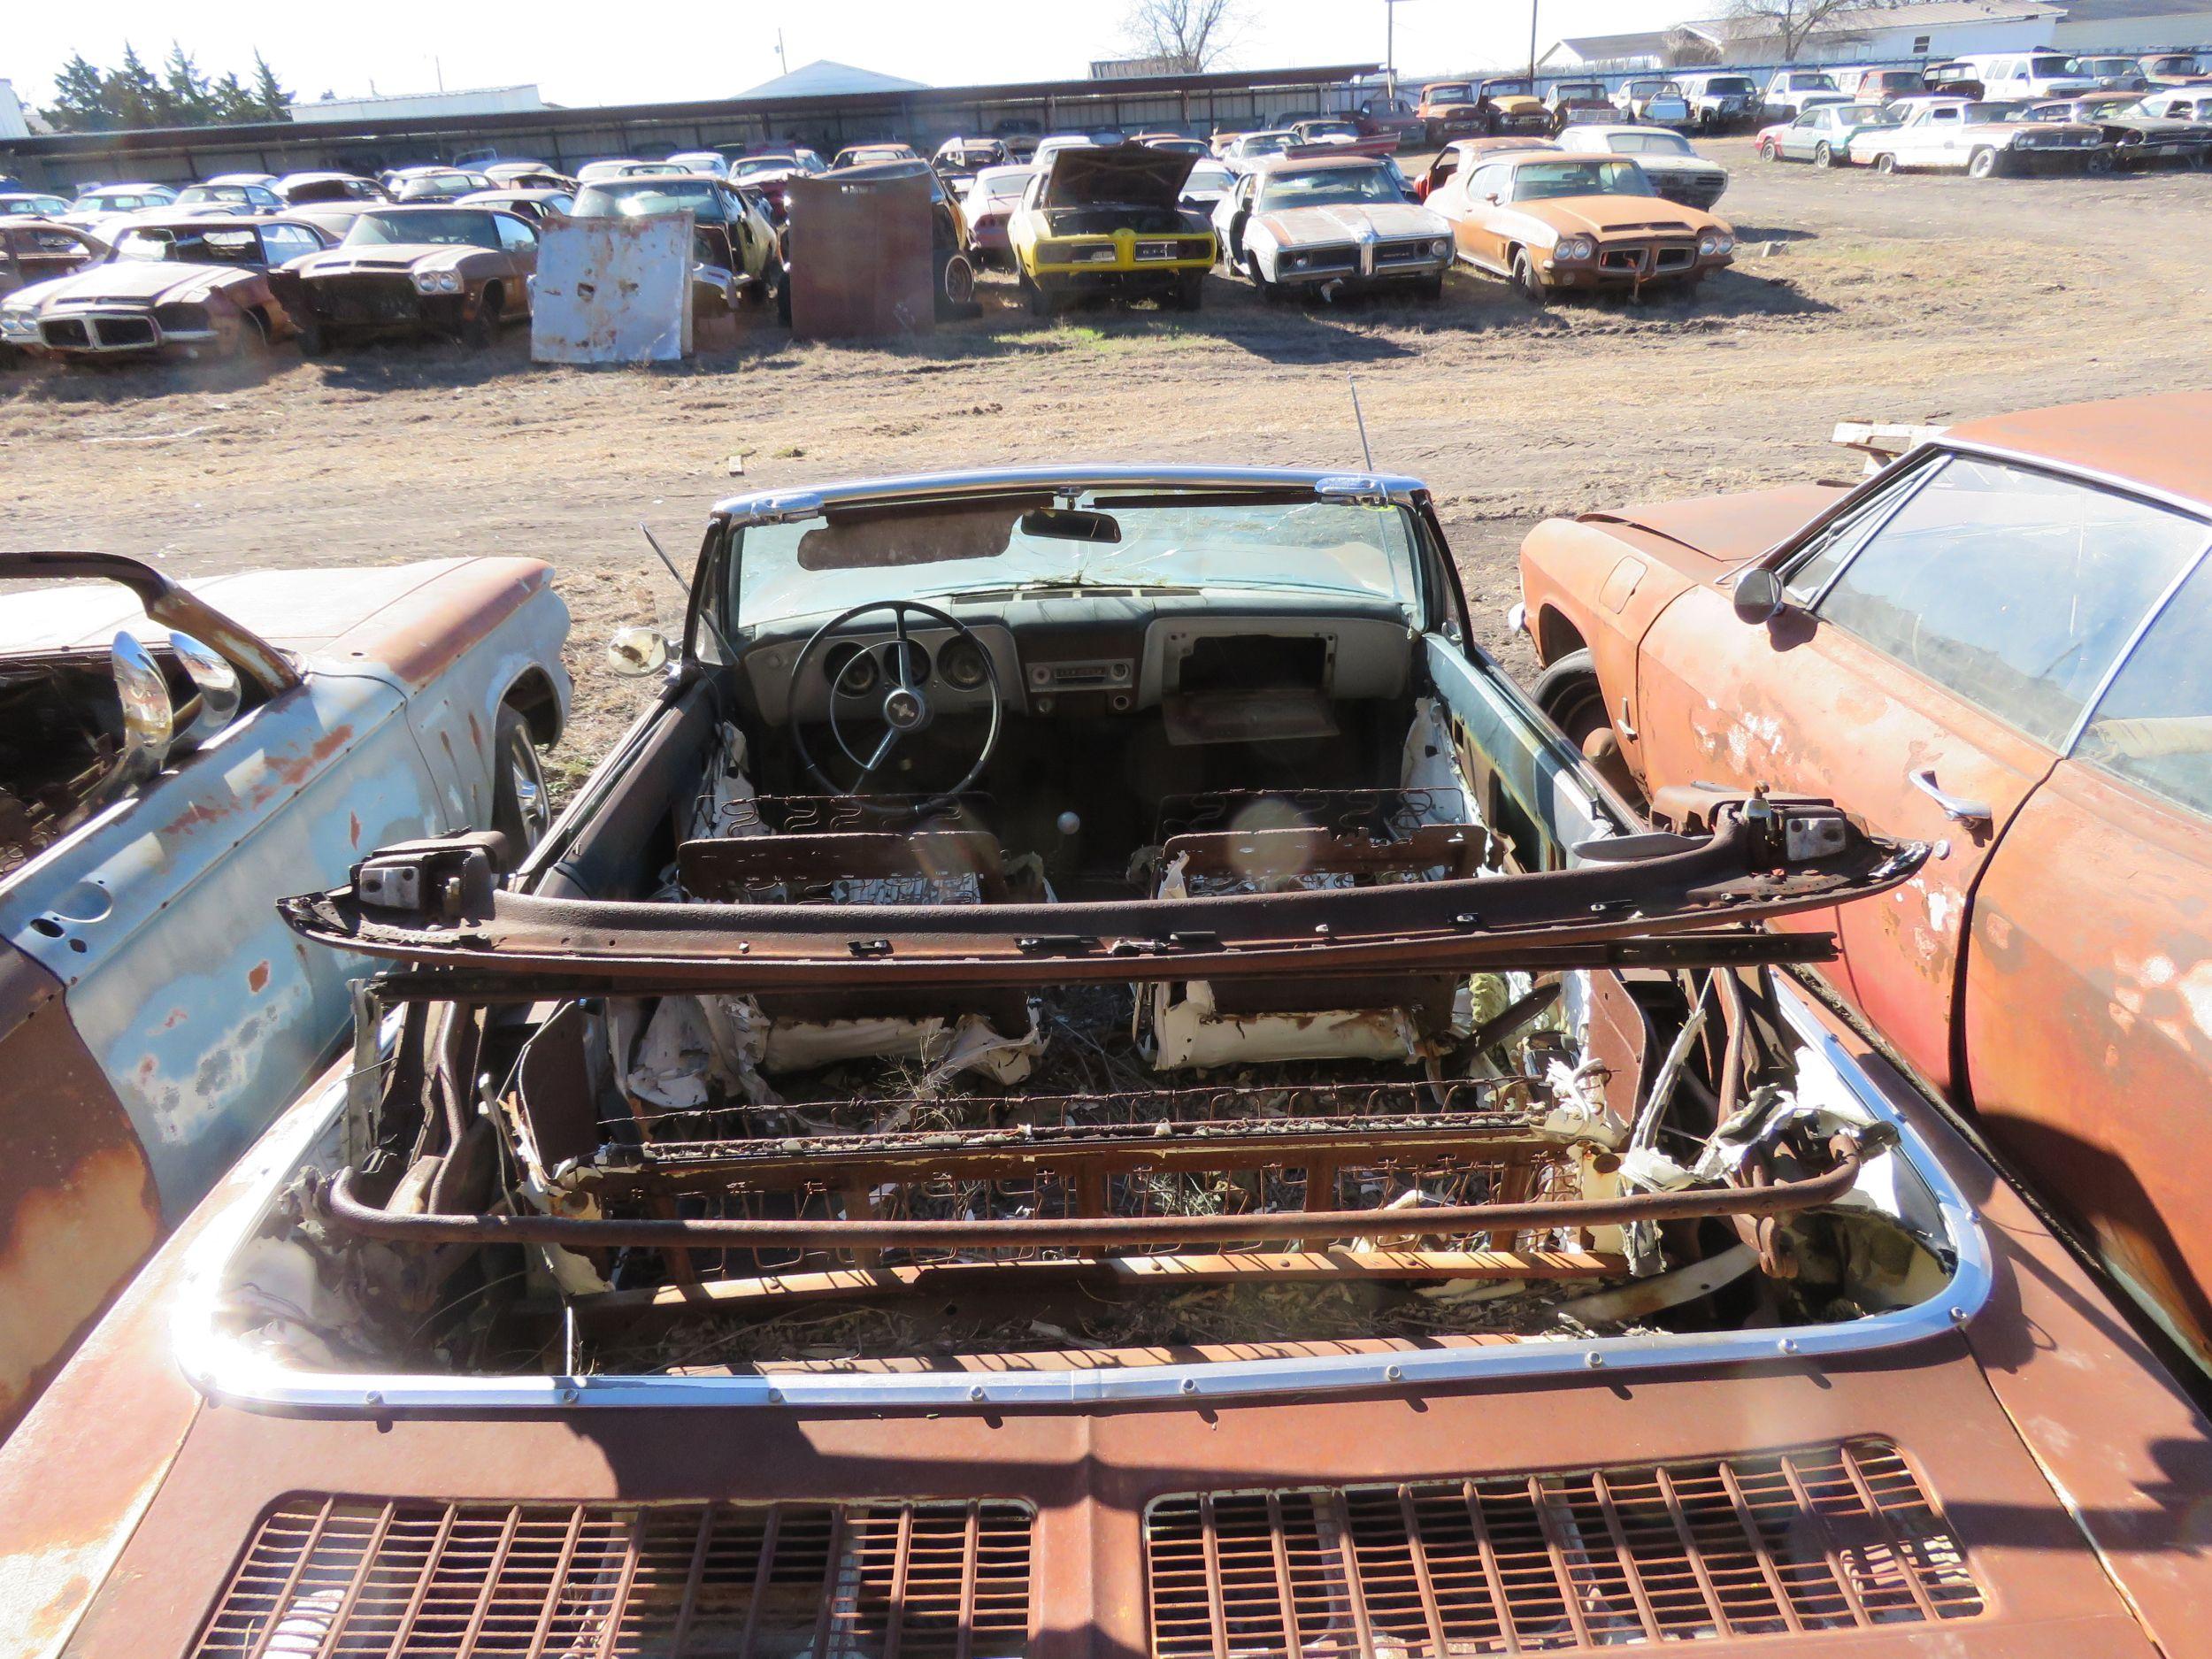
[1511,159,1653,201]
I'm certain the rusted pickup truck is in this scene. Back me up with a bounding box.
[1519,391,2212,1369]
[12,464,2212,1659]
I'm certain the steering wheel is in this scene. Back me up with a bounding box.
[787,599,1002,815]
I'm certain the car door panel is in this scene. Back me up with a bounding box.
[1640,453,2208,1094]
[0,670,443,1218]
[1964,764,2212,1365]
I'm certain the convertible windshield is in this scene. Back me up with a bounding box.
[342,210,502,249]
[1511,158,1653,200]
[1256,163,1407,207]
[572,180,730,221]
[113,227,265,263]
[732,490,1418,626]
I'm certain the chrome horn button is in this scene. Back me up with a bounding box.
[882,685,930,732]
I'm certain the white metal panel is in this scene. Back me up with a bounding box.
[530,208,694,365]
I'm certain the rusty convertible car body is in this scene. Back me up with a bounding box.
[0,216,332,362]
[1426,150,1734,301]
[287,204,539,349]
[1518,390,2212,1373]
[12,465,2212,1659]
[0,549,568,1434]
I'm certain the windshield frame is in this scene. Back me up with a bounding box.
[571,178,733,222]
[1509,157,1655,202]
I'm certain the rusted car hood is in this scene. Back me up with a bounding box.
[1531,195,1724,236]
[1579,482,1843,571]
[1041,144,1197,209]
[13,259,248,310]
[1256,200,1448,244]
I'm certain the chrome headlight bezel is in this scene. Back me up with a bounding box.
[1554,234,1596,262]
[1429,237,1451,257]
[0,308,38,338]
[1697,229,1735,256]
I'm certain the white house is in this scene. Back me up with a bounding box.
[291,85,549,124]
[1545,0,2068,70]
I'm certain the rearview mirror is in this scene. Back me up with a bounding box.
[1732,566,1785,624]
[168,629,242,748]
[1019,507,1121,544]
[110,631,175,787]
[606,626,672,679]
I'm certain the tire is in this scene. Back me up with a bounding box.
[1532,649,1642,806]
[1760,137,1779,161]
[1024,273,1056,319]
[2085,149,2115,174]
[1968,146,2001,179]
[461,285,501,349]
[1812,141,1833,168]
[1874,150,1897,173]
[1511,249,1548,305]
[1170,268,1205,311]
[294,314,328,357]
[490,703,550,862]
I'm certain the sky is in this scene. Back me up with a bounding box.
[5,0,1678,114]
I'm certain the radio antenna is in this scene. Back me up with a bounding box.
[1347,375,1376,471]
[640,522,740,664]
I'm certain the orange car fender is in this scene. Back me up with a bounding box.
[1517,516,1700,776]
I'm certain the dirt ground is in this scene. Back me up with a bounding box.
[7,137,2211,785]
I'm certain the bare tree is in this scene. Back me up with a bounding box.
[1723,0,1869,61]
[1121,0,1247,73]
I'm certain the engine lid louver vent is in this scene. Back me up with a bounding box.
[1145,1440,1981,1656]
[191,1495,1033,1658]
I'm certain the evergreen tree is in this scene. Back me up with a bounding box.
[210,71,258,125]
[43,52,113,132]
[109,43,165,127]
[164,42,215,125]
[251,50,293,121]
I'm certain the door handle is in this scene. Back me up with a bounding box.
[1909,766,1992,826]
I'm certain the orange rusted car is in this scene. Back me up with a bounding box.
[1519,390,2212,1368]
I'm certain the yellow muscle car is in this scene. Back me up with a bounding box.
[1009,141,1216,316]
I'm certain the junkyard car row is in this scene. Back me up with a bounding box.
[9,38,2212,1659]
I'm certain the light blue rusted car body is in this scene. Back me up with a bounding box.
[0,550,568,1428]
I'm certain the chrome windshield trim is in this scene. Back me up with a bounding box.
[711,465,1429,526]
[173,979,1993,1415]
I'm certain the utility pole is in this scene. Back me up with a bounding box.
[776,30,789,75]
[1527,0,1540,88]
[1382,0,1424,102]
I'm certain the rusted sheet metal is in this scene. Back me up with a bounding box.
[1947,388,2212,512]
[1794,973,2212,1659]
[287,805,1921,993]
[530,207,694,364]
[1962,757,2212,1368]
[0,941,158,1437]
[1630,576,2052,1092]
[48,1295,2156,1659]
[788,171,934,339]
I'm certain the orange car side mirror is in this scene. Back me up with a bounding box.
[1732,566,1784,624]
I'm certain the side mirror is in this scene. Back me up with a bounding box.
[110,630,176,787]
[168,629,242,748]
[606,626,672,679]
[1732,566,1785,625]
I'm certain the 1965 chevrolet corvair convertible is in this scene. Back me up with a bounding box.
[9,469,2212,1659]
